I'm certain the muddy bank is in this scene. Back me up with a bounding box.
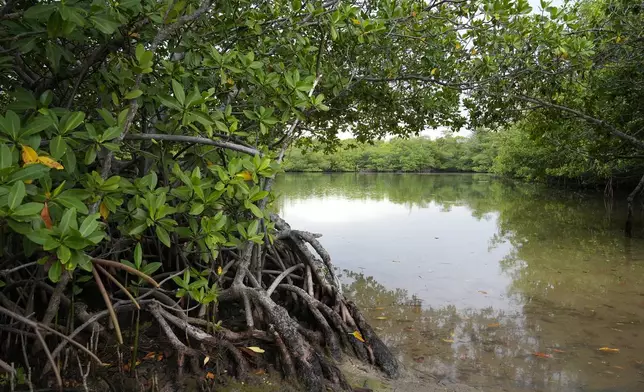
[339,359,483,392]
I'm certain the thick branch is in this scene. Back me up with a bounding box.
[124,133,260,156]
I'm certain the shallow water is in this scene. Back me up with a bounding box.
[275,173,644,392]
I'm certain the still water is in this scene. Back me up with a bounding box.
[275,173,644,392]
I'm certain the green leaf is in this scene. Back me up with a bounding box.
[26,229,51,245]
[189,203,204,215]
[59,208,77,235]
[156,226,171,247]
[1,110,21,139]
[43,236,61,251]
[62,149,76,174]
[50,135,68,159]
[248,220,259,236]
[79,213,101,237]
[102,126,122,141]
[142,262,161,276]
[129,223,148,236]
[91,15,121,34]
[21,116,54,138]
[12,202,44,217]
[84,147,97,164]
[59,112,85,134]
[0,144,13,169]
[60,6,85,26]
[55,192,89,214]
[8,164,49,183]
[25,4,57,19]
[156,95,182,111]
[48,261,62,283]
[125,89,143,99]
[134,243,142,269]
[57,245,71,264]
[8,181,26,210]
[248,203,263,218]
[172,80,186,106]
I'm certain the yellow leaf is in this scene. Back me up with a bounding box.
[99,202,110,220]
[442,339,454,343]
[205,372,215,380]
[598,347,620,353]
[471,48,477,55]
[455,42,462,49]
[227,78,234,85]
[431,68,438,76]
[238,170,253,181]
[143,352,156,360]
[246,346,265,354]
[203,356,210,366]
[350,330,365,343]
[616,36,622,43]
[24,179,33,184]
[351,18,361,25]
[375,316,388,320]
[411,11,417,17]
[157,354,163,361]
[21,145,38,164]
[217,266,223,275]
[37,156,64,170]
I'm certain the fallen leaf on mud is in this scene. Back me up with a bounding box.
[533,352,553,359]
[487,323,500,328]
[413,356,425,363]
[203,356,210,366]
[206,372,215,380]
[442,339,454,343]
[144,352,156,360]
[478,290,488,295]
[350,331,365,343]
[404,327,415,332]
[374,307,386,310]
[613,366,624,370]
[375,316,388,320]
[254,369,266,375]
[157,354,163,361]
[598,347,620,353]
[246,346,265,354]
[102,363,111,367]
[552,349,566,353]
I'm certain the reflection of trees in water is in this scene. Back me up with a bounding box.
[277,173,644,304]
[276,174,644,391]
[342,270,585,392]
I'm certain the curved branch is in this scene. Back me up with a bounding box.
[266,263,304,296]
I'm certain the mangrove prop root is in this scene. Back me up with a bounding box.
[0,217,398,392]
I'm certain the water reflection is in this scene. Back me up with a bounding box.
[275,173,644,392]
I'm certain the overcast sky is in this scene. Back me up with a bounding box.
[417,0,566,139]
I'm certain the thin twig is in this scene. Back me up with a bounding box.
[92,267,124,345]
[92,258,159,287]
[95,264,140,309]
